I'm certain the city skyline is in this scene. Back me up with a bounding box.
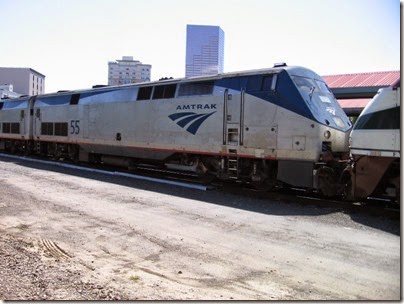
[0,0,400,93]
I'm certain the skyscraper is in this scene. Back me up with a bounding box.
[185,25,224,77]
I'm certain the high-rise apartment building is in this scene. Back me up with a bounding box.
[185,24,224,77]
[108,56,151,85]
[0,67,45,96]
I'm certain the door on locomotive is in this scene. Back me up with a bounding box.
[223,88,245,146]
[219,73,280,184]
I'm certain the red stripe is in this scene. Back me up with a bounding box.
[0,136,276,160]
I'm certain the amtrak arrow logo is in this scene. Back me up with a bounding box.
[168,111,216,135]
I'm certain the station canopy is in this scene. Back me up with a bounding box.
[322,71,400,115]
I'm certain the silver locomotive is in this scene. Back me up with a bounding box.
[0,64,353,195]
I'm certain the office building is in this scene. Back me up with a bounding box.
[0,67,45,96]
[185,24,224,77]
[0,84,23,99]
[108,56,151,85]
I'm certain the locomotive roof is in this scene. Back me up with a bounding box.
[1,65,322,101]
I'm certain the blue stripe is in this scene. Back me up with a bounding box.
[168,112,195,121]
[36,95,71,106]
[214,70,315,121]
[186,112,216,135]
[214,69,351,131]
[176,113,206,128]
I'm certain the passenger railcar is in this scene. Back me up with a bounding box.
[0,97,32,152]
[349,81,401,200]
[0,64,353,195]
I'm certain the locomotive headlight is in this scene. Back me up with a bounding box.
[324,130,331,139]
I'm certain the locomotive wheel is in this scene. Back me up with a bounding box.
[318,166,342,197]
[198,172,216,184]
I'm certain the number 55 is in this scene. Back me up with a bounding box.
[70,120,80,135]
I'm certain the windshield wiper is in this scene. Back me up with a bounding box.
[309,86,316,101]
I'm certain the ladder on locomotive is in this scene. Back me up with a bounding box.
[223,89,245,178]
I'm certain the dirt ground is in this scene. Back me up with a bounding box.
[0,156,400,300]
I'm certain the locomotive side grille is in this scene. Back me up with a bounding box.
[55,123,68,136]
[41,122,54,136]
[11,123,20,134]
[41,122,68,136]
[2,123,10,134]
[1,122,20,134]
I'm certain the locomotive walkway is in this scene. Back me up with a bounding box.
[0,156,400,300]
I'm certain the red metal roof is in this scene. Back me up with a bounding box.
[337,98,371,109]
[322,71,400,88]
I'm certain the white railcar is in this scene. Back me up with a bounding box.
[349,82,401,199]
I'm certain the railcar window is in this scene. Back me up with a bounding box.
[163,84,177,98]
[137,87,153,100]
[54,122,68,136]
[153,86,165,99]
[354,106,400,130]
[152,84,177,99]
[0,102,3,110]
[178,81,214,97]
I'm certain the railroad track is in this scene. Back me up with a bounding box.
[0,152,399,219]
[220,182,400,219]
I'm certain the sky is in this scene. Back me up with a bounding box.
[1,0,401,93]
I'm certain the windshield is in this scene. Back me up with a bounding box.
[293,76,316,94]
[293,76,333,98]
[292,75,351,130]
[315,79,331,93]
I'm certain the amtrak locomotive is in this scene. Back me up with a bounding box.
[0,64,353,196]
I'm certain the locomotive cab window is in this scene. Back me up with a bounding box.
[246,76,262,92]
[293,76,316,93]
[261,75,277,91]
[315,80,332,94]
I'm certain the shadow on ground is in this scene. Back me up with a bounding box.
[0,156,399,236]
